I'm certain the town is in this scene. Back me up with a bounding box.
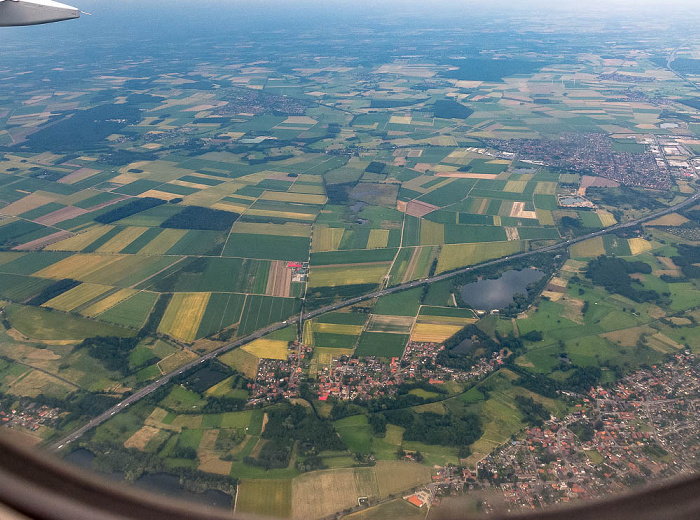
[402,351,700,515]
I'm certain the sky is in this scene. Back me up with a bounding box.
[1,0,699,56]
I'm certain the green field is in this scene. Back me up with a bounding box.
[6,304,135,340]
[237,296,300,336]
[354,332,409,358]
[224,233,310,262]
[97,291,158,329]
[373,287,422,316]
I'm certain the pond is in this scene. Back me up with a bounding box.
[459,268,545,311]
[64,449,232,510]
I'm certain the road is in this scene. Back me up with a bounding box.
[49,189,700,451]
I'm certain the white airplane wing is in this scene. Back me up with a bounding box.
[0,0,80,27]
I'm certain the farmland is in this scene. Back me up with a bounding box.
[4,5,700,516]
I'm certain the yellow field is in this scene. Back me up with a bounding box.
[367,229,390,249]
[171,414,203,429]
[411,323,463,342]
[237,480,292,519]
[169,180,212,190]
[245,209,316,221]
[137,229,187,255]
[241,339,289,360]
[8,369,75,398]
[312,322,364,335]
[124,426,161,451]
[157,293,210,342]
[81,289,138,317]
[260,191,327,205]
[676,180,695,194]
[644,212,690,227]
[596,210,617,227]
[569,237,605,258]
[232,222,312,237]
[436,241,521,274]
[289,183,325,195]
[308,264,390,287]
[157,349,198,374]
[292,469,364,519]
[219,348,259,378]
[87,256,169,285]
[212,201,249,214]
[2,192,56,216]
[536,209,555,226]
[291,462,431,520]
[504,180,527,193]
[628,238,653,255]
[35,254,123,280]
[45,225,114,252]
[95,227,149,253]
[138,190,183,202]
[0,252,24,267]
[534,181,557,195]
[374,461,432,497]
[420,220,445,245]
[302,320,314,346]
[416,315,473,325]
[313,347,355,364]
[43,283,113,312]
[312,226,344,252]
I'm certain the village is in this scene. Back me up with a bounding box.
[245,339,505,404]
[398,351,700,515]
[0,402,61,434]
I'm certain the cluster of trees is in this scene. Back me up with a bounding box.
[671,245,700,279]
[216,428,247,456]
[138,294,171,338]
[245,405,346,470]
[245,153,294,166]
[501,278,551,317]
[27,279,80,306]
[324,181,357,205]
[586,256,659,303]
[368,413,388,435]
[28,391,120,431]
[161,206,239,231]
[21,104,142,152]
[365,161,386,174]
[513,371,560,399]
[330,400,366,421]
[91,443,236,494]
[384,409,482,447]
[201,396,246,414]
[433,99,474,119]
[78,336,140,375]
[569,420,595,442]
[95,197,165,224]
[588,187,663,212]
[99,150,158,166]
[511,363,602,397]
[514,396,550,427]
[436,324,500,371]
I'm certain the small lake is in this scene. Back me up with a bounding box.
[64,449,232,510]
[459,268,545,311]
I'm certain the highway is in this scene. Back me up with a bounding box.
[49,189,700,451]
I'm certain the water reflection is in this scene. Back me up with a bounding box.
[459,268,545,311]
[64,449,232,510]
